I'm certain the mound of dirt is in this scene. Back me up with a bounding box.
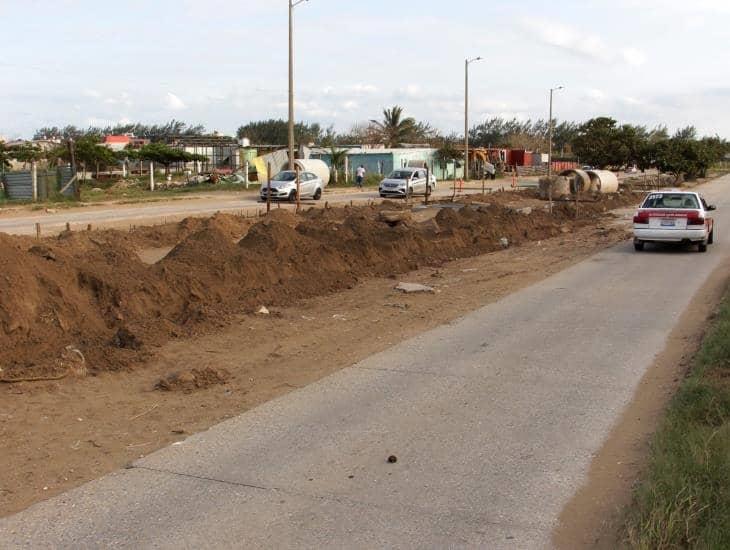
[155,367,230,393]
[0,195,635,378]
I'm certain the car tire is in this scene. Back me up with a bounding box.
[313,187,322,200]
[708,230,714,244]
[288,190,297,202]
[634,241,644,251]
[699,241,708,253]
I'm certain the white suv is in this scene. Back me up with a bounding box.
[379,168,436,198]
[633,190,716,252]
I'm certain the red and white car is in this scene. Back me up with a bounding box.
[633,191,716,252]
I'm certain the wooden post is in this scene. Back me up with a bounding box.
[65,222,70,231]
[295,164,301,213]
[35,223,41,240]
[244,160,249,188]
[31,161,38,202]
[481,177,485,196]
[149,161,155,191]
[266,161,272,213]
[425,166,431,205]
[344,156,350,185]
[87,224,92,231]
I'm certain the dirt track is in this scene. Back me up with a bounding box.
[0,190,638,516]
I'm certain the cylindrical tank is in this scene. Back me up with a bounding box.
[294,159,331,186]
[559,169,592,194]
[585,170,619,194]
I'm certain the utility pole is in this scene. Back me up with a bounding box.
[548,85,564,178]
[289,0,309,170]
[464,56,482,181]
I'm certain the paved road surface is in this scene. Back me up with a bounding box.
[0,186,497,236]
[2,177,728,549]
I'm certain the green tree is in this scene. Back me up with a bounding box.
[328,146,348,183]
[0,142,12,170]
[70,136,119,178]
[9,143,45,167]
[369,106,419,147]
[137,143,205,176]
[235,119,325,145]
[33,120,206,142]
[572,117,637,168]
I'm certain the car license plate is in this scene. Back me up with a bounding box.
[660,219,676,227]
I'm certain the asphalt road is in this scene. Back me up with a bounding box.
[0,185,499,236]
[2,177,728,549]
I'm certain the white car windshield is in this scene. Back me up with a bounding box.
[642,193,699,209]
[273,171,297,181]
[387,171,414,180]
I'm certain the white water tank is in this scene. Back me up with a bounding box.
[294,159,331,186]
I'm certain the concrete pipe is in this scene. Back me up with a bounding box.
[585,170,619,194]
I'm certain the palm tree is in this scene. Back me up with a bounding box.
[370,106,417,148]
[329,146,348,184]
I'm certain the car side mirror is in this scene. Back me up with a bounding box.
[708,205,717,211]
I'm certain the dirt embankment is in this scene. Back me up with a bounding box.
[0,193,633,382]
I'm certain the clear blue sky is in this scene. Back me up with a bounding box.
[2,0,729,139]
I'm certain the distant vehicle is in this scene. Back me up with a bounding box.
[260,170,324,201]
[581,165,595,171]
[633,191,715,252]
[379,168,436,198]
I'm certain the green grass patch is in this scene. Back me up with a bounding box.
[626,289,730,549]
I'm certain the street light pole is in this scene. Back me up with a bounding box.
[464,56,482,181]
[548,85,564,178]
[289,0,309,170]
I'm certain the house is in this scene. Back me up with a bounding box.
[104,135,149,152]
[310,147,464,181]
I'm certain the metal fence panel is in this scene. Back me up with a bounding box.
[2,171,34,200]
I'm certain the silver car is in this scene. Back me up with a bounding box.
[260,170,324,201]
[379,168,436,198]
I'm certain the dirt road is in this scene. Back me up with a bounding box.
[0,185,496,236]
[2,178,727,548]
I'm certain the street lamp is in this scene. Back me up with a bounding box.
[289,0,309,170]
[464,56,482,181]
[547,85,564,178]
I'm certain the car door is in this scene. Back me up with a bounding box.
[415,170,427,194]
[300,172,314,197]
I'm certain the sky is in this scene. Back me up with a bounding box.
[1,0,729,140]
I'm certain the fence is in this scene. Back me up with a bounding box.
[1,166,76,201]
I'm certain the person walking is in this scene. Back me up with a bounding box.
[356,165,366,190]
[485,162,496,180]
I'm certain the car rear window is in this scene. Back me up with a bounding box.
[642,193,699,209]
[388,171,414,180]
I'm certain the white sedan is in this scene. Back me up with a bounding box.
[260,170,324,201]
[633,190,716,252]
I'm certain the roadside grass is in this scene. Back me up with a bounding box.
[626,289,730,549]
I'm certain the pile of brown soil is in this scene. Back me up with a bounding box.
[0,200,632,379]
[155,367,230,393]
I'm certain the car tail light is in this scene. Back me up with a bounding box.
[687,211,705,226]
[633,212,649,224]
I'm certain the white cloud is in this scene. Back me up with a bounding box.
[523,18,647,68]
[621,48,647,67]
[164,92,187,110]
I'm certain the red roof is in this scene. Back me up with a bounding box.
[104,135,131,144]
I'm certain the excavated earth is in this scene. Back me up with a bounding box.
[0,193,635,383]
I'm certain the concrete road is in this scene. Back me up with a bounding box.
[2,178,728,549]
[0,185,498,236]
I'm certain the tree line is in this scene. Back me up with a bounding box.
[5,111,729,182]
